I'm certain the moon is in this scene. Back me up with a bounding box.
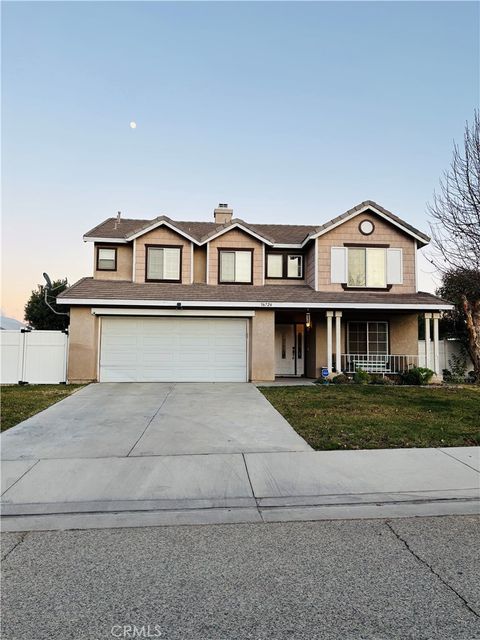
[129,121,137,129]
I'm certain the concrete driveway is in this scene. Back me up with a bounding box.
[2,383,478,532]
[1,383,311,460]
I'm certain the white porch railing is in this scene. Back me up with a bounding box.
[340,354,419,374]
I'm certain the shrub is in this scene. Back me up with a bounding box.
[369,374,395,385]
[332,373,349,384]
[353,368,370,385]
[400,367,435,385]
[446,353,468,383]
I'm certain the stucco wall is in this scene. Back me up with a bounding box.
[250,310,275,381]
[94,244,133,280]
[389,313,419,355]
[317,211,416,293]
[134,227,192,284]
[68,307,99,383]
[208,229,264,286]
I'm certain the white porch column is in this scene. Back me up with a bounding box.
[424,313,432,370]
[433,312,441,374]
[326,311,334,375]
[335,311,342,372]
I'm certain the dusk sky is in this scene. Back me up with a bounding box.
[2,1,478,321]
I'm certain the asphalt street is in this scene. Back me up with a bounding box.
[1,515,479,640]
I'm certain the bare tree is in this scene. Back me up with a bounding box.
[428,112,480,381]
[428,112,480,270]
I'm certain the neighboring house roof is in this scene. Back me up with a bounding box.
[58,278,451,310]
[0,315,25,330]
[83,200,430,247]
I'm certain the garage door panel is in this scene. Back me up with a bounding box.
[100,317,247,382]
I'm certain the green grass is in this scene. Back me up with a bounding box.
[0,384,85,432]
[259,385,480,450]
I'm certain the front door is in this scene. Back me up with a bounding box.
[275,324,305,376]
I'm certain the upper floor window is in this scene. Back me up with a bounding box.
[266,253,303,279]
[347,247,386,288]
[219,250,252,284]
[97,247,117,271]
[331,246,403,288]
[146,245,181,282]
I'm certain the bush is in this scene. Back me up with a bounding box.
[353,368,370,385]
[445,353,468,383]
[400,367,435,385]
[332,373,350,384]
[369,374,395,385]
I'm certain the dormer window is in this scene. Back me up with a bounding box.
[266,253,303,279]
[219,249,253,284]
[97,247,117,271]
[146,245,182,282]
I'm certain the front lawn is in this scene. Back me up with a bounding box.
[259,385,480,450]
[0,384,85,432]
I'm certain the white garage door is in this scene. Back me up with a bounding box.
[100,317,248,382]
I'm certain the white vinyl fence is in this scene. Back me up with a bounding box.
[418,339,474,375]
[1,330,68,384]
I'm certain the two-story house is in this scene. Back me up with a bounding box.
[58,200,451,383]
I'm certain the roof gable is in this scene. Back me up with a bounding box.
[82,200,430,247]
[309,201,430,246]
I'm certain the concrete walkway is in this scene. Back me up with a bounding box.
[1,384,478,531]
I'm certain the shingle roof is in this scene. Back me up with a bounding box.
[59,278,450,309]
[83,200,430,246]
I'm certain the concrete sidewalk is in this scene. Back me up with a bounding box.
[2,446,478,531]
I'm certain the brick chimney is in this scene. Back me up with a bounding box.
[214,203,233,224]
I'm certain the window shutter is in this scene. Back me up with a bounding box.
[386,248,403,284]
[331,247,347,283]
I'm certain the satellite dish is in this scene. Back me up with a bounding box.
[43,272,53,289]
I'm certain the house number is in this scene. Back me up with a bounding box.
[261,302,273,307]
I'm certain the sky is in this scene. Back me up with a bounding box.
[2,1,478,321]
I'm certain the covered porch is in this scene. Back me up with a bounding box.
[273,309,443,379]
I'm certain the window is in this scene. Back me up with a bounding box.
[219,250,252,283]
[347,322,388,355]
[146,246,181,281]
[287,255,303,278]
[267,254,283,278]
[266,253,303,279]
[347,247,386,288]
[97,247,117,271]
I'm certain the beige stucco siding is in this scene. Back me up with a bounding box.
[389,314,419,355]
[250,310,275,381]
[317,213,416,293]
[94,244,133,280]
[134,227,192,284]
[208,229,264,286]
[67,307,99,383]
